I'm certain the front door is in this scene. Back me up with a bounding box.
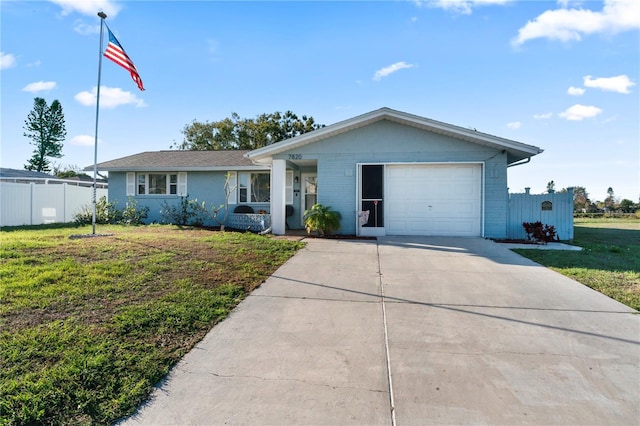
[301,173,317,226]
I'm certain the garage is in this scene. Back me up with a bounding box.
[385,164,482,236]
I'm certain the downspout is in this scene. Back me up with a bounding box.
[507,157,531,168]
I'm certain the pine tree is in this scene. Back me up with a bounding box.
[23,97,66,172]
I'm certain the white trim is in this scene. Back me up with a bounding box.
[300,172,317,227]
[271,159,287,235]
[134,172,182,196]
[285,170,293,205]
[96,166,268,172]
[357,161,484,237]
[177,172,187,196]
[126,172,135,196]
[227,171,237,204]
[357,163,387,237]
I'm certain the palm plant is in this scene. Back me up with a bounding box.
[303,203,342,236]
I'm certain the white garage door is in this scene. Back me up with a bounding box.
[386,164,482,236]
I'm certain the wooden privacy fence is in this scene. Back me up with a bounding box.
[0,182,108,227]
[508,188,574,241]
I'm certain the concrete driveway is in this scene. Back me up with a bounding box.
[122,237,639,425]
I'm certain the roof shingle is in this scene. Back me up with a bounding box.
[88,150,260,171]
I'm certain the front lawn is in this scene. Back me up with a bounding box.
[513,218,640,311]
[0,225,304,425]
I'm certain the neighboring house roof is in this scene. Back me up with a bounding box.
[0,168,56,179]
[246,107,543,165]
[90,150,265,172]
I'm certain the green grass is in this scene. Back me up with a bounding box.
[0,225,304,425]
[513,218,640,311]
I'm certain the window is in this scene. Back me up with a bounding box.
[131,172,185,195]
[233,171,293,204]
[239,172,270,202]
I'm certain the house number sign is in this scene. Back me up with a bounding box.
[288,154,303,160]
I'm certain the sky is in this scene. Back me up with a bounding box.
[1,0,638,202]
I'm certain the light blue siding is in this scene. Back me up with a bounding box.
[108,171,268,226]
[275,120,510,238]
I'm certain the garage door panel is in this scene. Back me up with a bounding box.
[386,164,481,237]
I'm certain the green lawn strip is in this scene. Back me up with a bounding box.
[0,226,304,425]
[513,221,640,311]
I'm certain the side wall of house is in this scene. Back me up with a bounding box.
[274,119,509,238]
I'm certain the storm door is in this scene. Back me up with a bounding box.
[360,165,384,232]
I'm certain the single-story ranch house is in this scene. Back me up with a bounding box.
[93,108,543,238]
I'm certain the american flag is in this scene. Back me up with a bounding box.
[104,28,144,91]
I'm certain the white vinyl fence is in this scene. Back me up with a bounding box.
[508,188,574,240]
[1,181,108,227]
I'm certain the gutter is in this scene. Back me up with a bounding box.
[507,157,531,168]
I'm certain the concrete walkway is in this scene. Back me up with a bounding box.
[122,237,639,425]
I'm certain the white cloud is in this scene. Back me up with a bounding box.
[512,0,640,46]
[70,135,101,146]
[583,74,636,93]
[0,52,16,69]
[559,104,603,120]
[49,0,121,17]
[567,86,586,95]
[533,112,553,120]
[373,62,415,81]
[73,20,100,35]
[75,86,146,108]
[22,81,57,93]
[417,0,512,15]
[507,121,522,129]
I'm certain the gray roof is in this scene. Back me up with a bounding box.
[0,168,56,178]
[88,150,264,172]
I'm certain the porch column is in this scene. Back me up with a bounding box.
[271,159,287,235]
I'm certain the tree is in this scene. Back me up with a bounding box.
[619,199,636,213]
[546,180,555,193]
[174,111,323,151]
[52,163,91,179]
[604,187,617,210]
[572,186,591,212]
[23,97,66,172]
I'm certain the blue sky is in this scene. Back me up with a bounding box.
[1,0,638,202]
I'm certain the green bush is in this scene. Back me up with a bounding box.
[303,203,341,236]
[160,195,208,226]
[73,196,148,226]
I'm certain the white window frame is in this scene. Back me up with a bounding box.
[133,172,186,196]
[238,172,271,203]
[235,171,293,204]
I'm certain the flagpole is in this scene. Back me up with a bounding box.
[92,12,107,234]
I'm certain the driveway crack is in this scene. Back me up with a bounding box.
[176,368,388,394]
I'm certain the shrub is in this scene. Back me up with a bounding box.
[303,203,341,236]
[160,195,208,226]
[73,196,148,226]
[74,196,115,225]
[118,197,149,225]
[522,221,557,243]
